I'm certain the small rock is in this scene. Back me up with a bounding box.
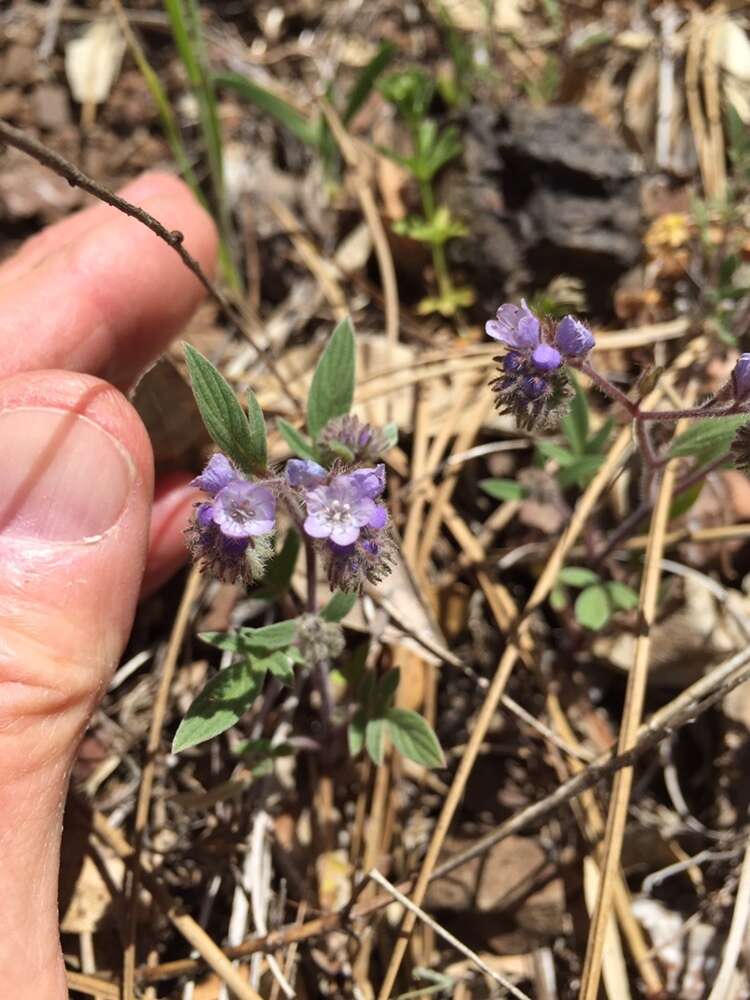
[447,101,644,314]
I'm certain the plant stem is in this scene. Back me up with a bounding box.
[638,403,738,421]
[576,361,638,416]
[593,450,730,564]
[418,178,452,302]
[305,537,317,614]
[635,418,665,470]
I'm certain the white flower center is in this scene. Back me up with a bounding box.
[326,499,352,524]
[229,500,255,523]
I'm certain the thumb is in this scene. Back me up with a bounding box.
[0,370,153,999]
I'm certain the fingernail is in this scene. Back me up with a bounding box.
[0,408,134,542]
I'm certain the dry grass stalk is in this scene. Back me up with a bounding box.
[319,99,400,350]
[123,567,203,996]
[578,449,680,1000]
[375,419,635,998]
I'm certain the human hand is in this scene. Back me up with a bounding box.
[0,172,217,998]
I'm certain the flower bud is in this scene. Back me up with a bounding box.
[532,343,562,372]
[555,315,595,358]
[732,353,750,401]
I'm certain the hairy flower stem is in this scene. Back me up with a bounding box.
[637,403,738,421]
[305,537,317,615]
[304,537,333,731]
[576,360,638,416]
[636,418,665,470]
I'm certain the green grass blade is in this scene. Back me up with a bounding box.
[164,0,241,291]
[342,42,396,125]
[214,71,318,146]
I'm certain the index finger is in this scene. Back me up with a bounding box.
[0,172,218,388]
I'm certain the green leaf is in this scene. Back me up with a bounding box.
[574,585,611,631]
[550,583,568,611]
[252,530,300,601]
[557,455,605,489]
[382,422,399,448]
[240,620,299,649]
[558,566,600,588]
[479,477,525,502]
[385,708,445,768]
[259,650,296,686]
[213,71,318,145]
[245,388,268,472]
[586,418,614,455]
[276,418,320,463]
[376,668,400,713]
[537,440,576,466]
[669,415,749,460]
[321,591,357,622]
[348,708,366,756]
[606,581,639,611]
[307,318,356,440]
[561,373,589,455]
[183,344,257,473]
[200,619,299,653]
[342,42,396,125]
[172,660,263,752]
[366,717,386,764]
[335,640,370,688]
[668,480,704,520]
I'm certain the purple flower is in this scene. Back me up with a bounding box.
[318,414,390,463]
[187,502,256,583]
[485,300,541,351]
[212,481,276,538]
[325,531,395,592]
[521,375,548,400]
[532,343,562,372]
[303,470,387,546]
[286,458,326,488]
[555,316,595,358]
[732,354,750,400]
[347,464,386,500]
[191,453,240,496]
[503,352,524,374]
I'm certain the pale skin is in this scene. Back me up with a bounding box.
[0,172,218,998]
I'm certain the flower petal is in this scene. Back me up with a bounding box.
[286,458,327,488]
[368,504,388,530]
[304,513,331,539]
[191,453,239,496]
[531,343,562,372]
[329,522,361,546]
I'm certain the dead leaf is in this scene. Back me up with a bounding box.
[65,18,126,107]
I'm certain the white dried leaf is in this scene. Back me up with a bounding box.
[718,18,750,122]
[65,18,126,106]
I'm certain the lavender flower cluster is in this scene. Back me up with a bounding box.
[486,300,595,429]
[187,416,393,592]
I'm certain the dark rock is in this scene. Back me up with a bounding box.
[445,102,645,315]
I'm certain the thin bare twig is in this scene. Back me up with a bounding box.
[0,118,300,410]
[706,835,750,1000]
[369,869,533,1000]
[135,641,750,984]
